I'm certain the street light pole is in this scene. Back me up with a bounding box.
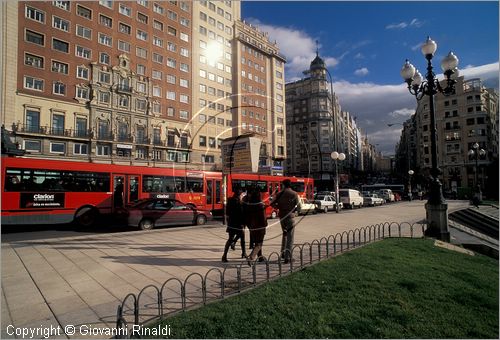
[331,151,346,213]
[468,142,486,200]
[408,169,414,201]
[400,36,460,242]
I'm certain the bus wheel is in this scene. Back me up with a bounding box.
[195,214,207,226]
[75,206,98,227]
[271,211,277,219]
[139,219,154,230]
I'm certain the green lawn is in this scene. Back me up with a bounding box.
[148,239,498,338]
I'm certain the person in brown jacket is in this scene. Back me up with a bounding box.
[243,187,267,263]
[270,179,299,263]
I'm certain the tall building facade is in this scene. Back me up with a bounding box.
[191,0,240,170]
[3,1,195,166]
[233,20,287,175]
[395,76,499,196]
[1,1,286,173]
[285,52,350,189]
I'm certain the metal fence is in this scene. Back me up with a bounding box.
[115,221,427,338]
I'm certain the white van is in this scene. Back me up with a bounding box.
[338,189,364,209]
[378,189,395,202]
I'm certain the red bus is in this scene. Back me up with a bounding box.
[1,156,313,226]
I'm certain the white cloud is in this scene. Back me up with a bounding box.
[354,53,364,60]
[386,22,408,30]
[389,108,414,118]
[386,18,424,30]
[354,67,369,76]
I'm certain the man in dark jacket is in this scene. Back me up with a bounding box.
[222,189,246,262]
[270,179,299,263]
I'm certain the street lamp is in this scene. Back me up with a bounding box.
[467,142,486,200]
[400,36,460,242]
[408,169,414,201]
[331,151,346,213]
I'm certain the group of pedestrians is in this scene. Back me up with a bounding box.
[222,179,299,265]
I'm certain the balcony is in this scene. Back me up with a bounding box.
[444,126,461,131]
[117,134,133,143]
[117,84,132,93]
[136,137,150,145]
[98,132,114,141]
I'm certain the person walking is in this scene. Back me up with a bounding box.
[222,189,247,262]
[243,187,267,264]
[271,179,299,264]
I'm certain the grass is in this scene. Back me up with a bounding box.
[147,239,498,338]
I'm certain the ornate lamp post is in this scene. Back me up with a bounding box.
[468,142,486,200]
[331,151,346,213]
[400,36,460,242]
[408,169,414,201]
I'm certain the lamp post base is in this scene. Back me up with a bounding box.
[424,202,450,242]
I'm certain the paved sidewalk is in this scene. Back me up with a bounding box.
[1,200,470,339]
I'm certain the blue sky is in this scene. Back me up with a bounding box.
[242,1,499,155]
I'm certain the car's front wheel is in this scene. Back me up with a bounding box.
[323,206,328,213]
[139,218,154,230]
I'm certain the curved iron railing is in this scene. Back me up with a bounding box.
[115,221,427,338]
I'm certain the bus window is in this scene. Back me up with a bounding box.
[186,178,203,193]
[215,180,221,204]
[290,182,305,193]
[206,180,213,204]
[129,176,139,202]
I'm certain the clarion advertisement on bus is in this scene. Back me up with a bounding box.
[20,193,65,208]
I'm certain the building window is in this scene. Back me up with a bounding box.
[118,96,129,107]
[76,46,91,59]
[136,47,147,59]
[76,66,89,79]
[99,14,112,28]
[202,155,215,163]
[153,20,163,31]
[76,5,92,19]
[167,58,176,68]
[52,16,69,31]
[96,144,110,156]
[98,33,112,46]
[51,60,68,74]
[180,63,189,72]
[119,4,131,16]
[26,5,45,23]
[53,82,66,95]
[73,143,88,155]
[179,110,188,119]
[166,91,176,100]
[24,140,41,152]
[180,32,189,42]
[137,12,148,24]
[137,64,146,75]
[25,30,44,46]
[119,23,131,35]
[26,109,40,132]
[52,38,69,53]
[25,53,44,69]
[199,135,207,147]
[167,10,177,21]
[99,0,113,8]
[152,53,163,64]
[167,26,177,36]
[136,99,147,111]
[76,25,92,39]
[180,94,189,103]
[76,87,89,99]
[118,40,130,53]
[180,17,190,27]
[152,70,162,80]
[24,76,44,91]
[53,1,70,11]
[96,53,109,66]
[180,79,189,88]
[209,137,216,148]
[153,86,161,97]
[137,29,148,41]
[99,91,110,104]
[153,3,164,14]
[99,71,111,84]
[167,107,175,117]
[153,36,163,47]
[50,142,66,154]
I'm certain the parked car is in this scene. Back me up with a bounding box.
[314,194,342,213]
[378,189,395,203]
[339,189,364,209]
[126,198,212,230]
[363,193,385,207]
[296,197,318,215]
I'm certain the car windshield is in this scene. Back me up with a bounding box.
[316,195,325,200]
